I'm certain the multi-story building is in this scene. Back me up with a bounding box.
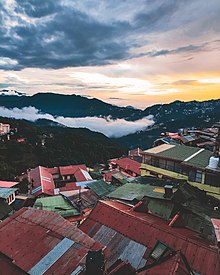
[141,144,220,199]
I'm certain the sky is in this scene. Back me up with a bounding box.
[0,0,220,109]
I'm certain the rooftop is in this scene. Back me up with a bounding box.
[0,207,103,274]
[87,179,116,196]
[143,144,213,169]
[80,200,220,274]
[0,187,17,199]
[108,183,176,202]
[0,180,19,188]
[33,195,79,218]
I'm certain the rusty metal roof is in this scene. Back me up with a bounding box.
[0,207,103,274]
[60,188,100,210]
[80,200,220,275]
[114,158,141,175]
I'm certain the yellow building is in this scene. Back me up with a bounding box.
[141,144,220,200]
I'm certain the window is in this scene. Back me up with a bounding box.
[149,241,170,261]
[195,170,202,183]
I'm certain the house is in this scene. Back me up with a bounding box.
[103,170,128,185]
[28,166,55,196]
[80,200,220,274]
[0,187,18,205]
[60,188,99,212]
[33,195,80,219]
[0,207,104,274]
[0,180,20,188]
[141,144,220,199]
[109,157,141,177]
[0,123,10,135]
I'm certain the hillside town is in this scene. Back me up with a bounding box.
[0,122,220,274]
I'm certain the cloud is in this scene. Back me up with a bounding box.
[0,106,154,137]
[1,0,219,70]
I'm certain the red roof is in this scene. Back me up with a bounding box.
[75,168,92,182]
[0,207,103,274]
[211,218,220,243]
[29,166,55,196]
[46,167,59,175]
[140,252,189,275]
[114,158,141,175]
[103,170,118,182]
[0,180,19,188]
[57,182,80,192]
[59,164,87,176]
[80,200,220,275]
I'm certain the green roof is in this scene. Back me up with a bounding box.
[0,187,17,199]
[33,195,79,218]
[145,144,212,169]
[87,180,116,196]
[108,183,175,201]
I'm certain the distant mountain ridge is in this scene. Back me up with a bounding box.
[0,90,142,120]
[0,90,219,149]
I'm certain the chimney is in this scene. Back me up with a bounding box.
[164,185,173,198]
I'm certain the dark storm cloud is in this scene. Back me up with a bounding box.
[0,0,219,70]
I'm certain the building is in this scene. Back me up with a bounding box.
[80,200,220,274]
[0,123,10,135]
[109,157,141,177]
[0,187,18,205]
[0,207,104,274]
[33,195,80,219]
[141,144,220,199]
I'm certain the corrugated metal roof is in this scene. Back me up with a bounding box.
[30,166,55,196]
[108,183,176,202]
[59,164,87,176]
[75,169,92,182]
[143,144,213,169]
[114,158,141,176]
[0,207,103,274]
[0,187,17,199]
[0,181,19,188]
[80,200,220,275]
[87,180,116,196]
[33,195,79,218]
[60,188,99,210]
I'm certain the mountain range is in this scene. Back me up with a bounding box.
[0,90,220,149]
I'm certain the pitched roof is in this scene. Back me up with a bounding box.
[29,166,55,196]
[143,144,213,169]
[80,200,220,274]
[74,168,92,182]
[0,187,17,199]
[33,195,79,218]
[0,181,19,188]
[0,207,103,274]
[87,180,116,196]
[60,188,99,210]
[59,164,87,176]
[114,158,141,175]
